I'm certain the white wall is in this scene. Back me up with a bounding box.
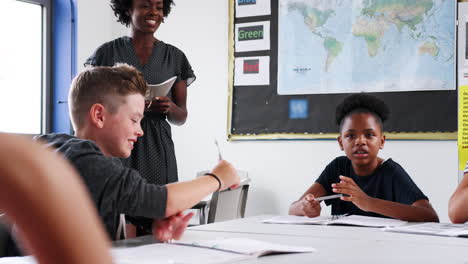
[77,0,458,222]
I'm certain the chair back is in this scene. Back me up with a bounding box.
[192,170,250,225]
[207,184,249,224]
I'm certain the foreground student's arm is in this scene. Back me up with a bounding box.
[289,183,327,217]
[0,133,112,264]
[333,176,439,222]
[164,160,240,217]
[449,173,468,223]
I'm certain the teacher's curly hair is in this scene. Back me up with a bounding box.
[111,0,175,27]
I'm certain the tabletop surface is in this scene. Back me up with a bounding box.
[110,215,468,263]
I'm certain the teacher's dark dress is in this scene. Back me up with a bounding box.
[85,36,196,185]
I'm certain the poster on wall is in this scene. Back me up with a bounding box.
[458,86,468,172]
[234,56,270,86]
[235,21,270,52]
[228,0,457,140]
[235,0,271,18]
[277,0,456,95]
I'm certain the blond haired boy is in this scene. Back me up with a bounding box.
[37,64,239,240]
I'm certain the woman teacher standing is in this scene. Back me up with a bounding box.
[85,0,195,185]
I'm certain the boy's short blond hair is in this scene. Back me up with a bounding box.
[69,63,148,129]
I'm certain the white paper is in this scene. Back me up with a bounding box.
[385,222,468,237]
[175,237,316,257]
[0,256,36,264]
[235,0,271,18]
[112,243,250,264]
[235,21,270,52]
[263,215,407,228]
[234,56,270,86]
[0,243,250,264]
[330,215,407,228]
[262,215,333,225]
[146,76,176,99]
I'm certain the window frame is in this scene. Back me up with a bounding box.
[14,0,76,134]
[3,0,51,135]
[51,0,77,134]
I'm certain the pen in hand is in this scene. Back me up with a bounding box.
[313,194,344,201]
[214,139,223,161]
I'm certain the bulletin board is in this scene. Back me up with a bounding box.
[227,0,458,140]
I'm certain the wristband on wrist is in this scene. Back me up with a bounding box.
[204,173,222,192]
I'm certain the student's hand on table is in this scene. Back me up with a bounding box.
[146,96,173,114]
[332,175,373,211]
[152,212,194,242]
[211,160,240,191]
[300,194,321,218]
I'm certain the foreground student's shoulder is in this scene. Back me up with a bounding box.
[0,133,113,264]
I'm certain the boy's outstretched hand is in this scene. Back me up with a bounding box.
[152,212,194,242]
[332,175,373,212]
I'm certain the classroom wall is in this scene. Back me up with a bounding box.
[77,0,457,222]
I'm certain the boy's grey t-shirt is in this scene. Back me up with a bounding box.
[36,133,167,239]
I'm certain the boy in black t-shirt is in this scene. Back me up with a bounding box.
[289,93,439,222]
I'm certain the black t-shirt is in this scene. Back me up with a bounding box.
[316,156,428,218]
[35,133,167,240]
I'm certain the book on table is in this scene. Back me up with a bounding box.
[384,222,468,237]
[111,237,315,264]
[262,214,407,228]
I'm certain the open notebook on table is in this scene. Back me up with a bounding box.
[384,222,468,237]
[115,237,315,264]
[175,237,315,257]
[262,215,407,228]
[0,238,315,264]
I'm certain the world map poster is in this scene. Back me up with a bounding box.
[278,0,455,95]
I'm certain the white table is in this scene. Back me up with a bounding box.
[2,215,467,263]
[111,215,468,263]
[189,215,468,247]
[111,228,468,263]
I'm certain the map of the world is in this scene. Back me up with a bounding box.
[278,0,455,95]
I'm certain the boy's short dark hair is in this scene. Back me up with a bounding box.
[111,0,175,27]
[336,93,390,131]
[69,63,148,129]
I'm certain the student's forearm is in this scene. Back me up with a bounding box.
[366,198,439,222]
[0,134,112,264]
[167,105,187,125]
[449,191,468,223]
[449,174,468,223]
[164,176,218,217]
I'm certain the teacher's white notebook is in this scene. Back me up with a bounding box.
[146,76,176,99]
